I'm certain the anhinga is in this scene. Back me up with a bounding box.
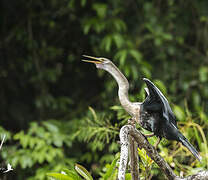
[82,55,202,161]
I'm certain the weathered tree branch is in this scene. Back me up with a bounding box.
[129,135,139,180]
[128,125,178,180]
[118,126,130,180]
[0,134,6,150]
[118,124,208,180]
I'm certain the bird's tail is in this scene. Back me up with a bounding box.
[178,132,202,162]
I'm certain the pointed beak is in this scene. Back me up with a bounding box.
[82,55,103,64]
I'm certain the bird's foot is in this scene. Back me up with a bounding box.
[144,133,155,138]
[128,118,136,126]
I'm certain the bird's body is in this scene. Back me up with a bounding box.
[140,78,177,137]
[82,55,201,161]
[141,78,201,161]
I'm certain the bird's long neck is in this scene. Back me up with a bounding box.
[105,63,135,115]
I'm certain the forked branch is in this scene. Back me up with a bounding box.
[118,125,208,180]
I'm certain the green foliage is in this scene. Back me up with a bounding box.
[75,107,119,152]
[46,164,92,180]
[46,155,122,180]
[75,164,93,180]
[173,105,186,121]
[47,167,82,180]
[138,148,154,179]
[47,173,74,180]
[3,121,74,179]
[100,153,120,180]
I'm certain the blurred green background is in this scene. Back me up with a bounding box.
[1,0,208,179]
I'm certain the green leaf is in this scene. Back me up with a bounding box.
[62,169,82,180]
[75,164,93,180]
[113,19,127,32]
[199,110,207,122]
[200,16,208,22]
[154,38,162,46]
[125,173,132,180]
[129,49,142,63]
[131,65,138,79]
[193,127,202,150]
[81,0,86,7]
[192,91,201,108]
[141,67,151,78]
[101,35,112,52]
[13,131,24,140]
[173,105,185,121]
[20,155,33,168]
[43,121,59,133]
[47,173,73,180]
[138,148,153,166]
[199,66,208,83]
[21,135,29,148]
[113,34,124,48]
[88,107,97,121]
[163,33,173,41]
[103,156,119,180]
[92,3,107,19]
[110,105,123,110]
[153,80,167,95]
[83,23,91,34]
[114,50,127,66]
[94,22,105,33]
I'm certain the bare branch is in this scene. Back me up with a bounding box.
[128,126,178,180]
[118,126,130,180]
[118,125,177,180]
[118,125,177,179]
[129,135,139,180]
[118,124,208,180]
[0,134,6,150]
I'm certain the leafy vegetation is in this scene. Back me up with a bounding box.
[1,0,208,179]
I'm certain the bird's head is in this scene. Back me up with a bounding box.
[82,55,112,70]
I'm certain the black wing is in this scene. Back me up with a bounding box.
[142,78,177,126]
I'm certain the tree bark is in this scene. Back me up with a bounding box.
[118,126,130,180]
[129,135,139,180]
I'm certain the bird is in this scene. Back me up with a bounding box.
[141,78,201,161]
[0,163,13,174]
[3,163,13,173]
[82,55,202,161]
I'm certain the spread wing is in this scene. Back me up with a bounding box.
[142,78,177,126]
